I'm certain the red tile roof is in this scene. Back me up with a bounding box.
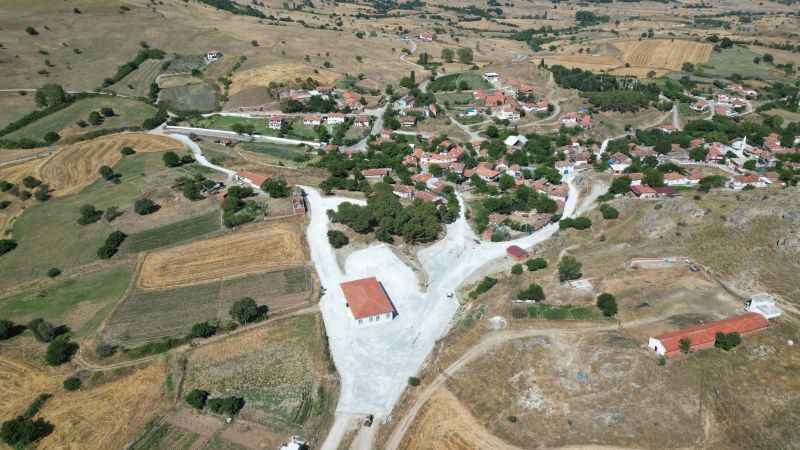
[237,171,268,187]
[653,313,768,356]
[340,277,395,320]
[506,245,528,260]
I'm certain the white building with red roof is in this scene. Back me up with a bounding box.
[340,277,396,325]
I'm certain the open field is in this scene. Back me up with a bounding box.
[138,221,306,289]
[698,46,776,80]
[182,314,337,444]
[109,59,162,98]
[0,150,203,289]
[229,63,340,97]
[37,133,180,197]
[0,92,37,129]
[159,81,219,112]
[105,267,313,345]
[0,352,167,450]
[123,209,221,254]
[239,141,309,162]
[6,96,157,141]
[0,263,134,336]
[614,39,712,71]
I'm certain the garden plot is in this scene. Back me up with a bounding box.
[182,314,336,443]
[137,221,305,290]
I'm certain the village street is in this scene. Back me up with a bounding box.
[307,174,583,450]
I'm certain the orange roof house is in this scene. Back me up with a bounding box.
[235,171,268,187]
[340,277,396,324]
[506,245,528,261]
[648,313,768,357]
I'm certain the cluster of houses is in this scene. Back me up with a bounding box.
[392,95,439,128]
[690,86,755,117]
[264,113,370,129]
[560,111,593,129]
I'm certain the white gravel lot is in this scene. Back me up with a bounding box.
[304,174,581,427]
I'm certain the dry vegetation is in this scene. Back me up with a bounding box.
[138,221,306,289]
[0,349,167,450]
[37,133,181,197]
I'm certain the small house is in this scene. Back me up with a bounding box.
[340,277,396,325]
[506,245,528,261]
[745,293,782,319]
[648,313,769,357]
[268,116,284,130]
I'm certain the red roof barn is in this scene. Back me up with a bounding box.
[648,313,768,357]
[506,245,528,261]
[340,277,396,325]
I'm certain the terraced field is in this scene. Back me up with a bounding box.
[109,59,163,97]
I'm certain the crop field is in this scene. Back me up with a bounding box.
[191,115,277,136]
[159,82,219,112]
[37,133,180,197]
[105,267,313,345]
[109,59,162,97]
[229,63,339,97]
[123,210,221,254]
[183,314,337,441]
[240,141,308,161]
[0,151,194,288]
[427,72,492,93]
[129,422,201,450]
[137,221,306,290]
[698,45,778,80]
[6,96,157,141]
[0,353,167,450]
[0,263,134,336]
[614,39,712,71]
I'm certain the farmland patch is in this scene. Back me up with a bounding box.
[613,39,712,71]
[109,59,162,97]
[159,82,219,112]
[123,210,221,253]
[137,221,306,290]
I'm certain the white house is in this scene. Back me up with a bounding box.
[504,135,528,148]
[483,72,500,84]
[267,116,284,130]
[325,113,346,125]
[745,293,783,319]
[303,115,322,126]
[555,160,575,177]
[279,437,308,450]
[609,153,632,174]
[493,105,520,121]
[205,50,222,63]
[340,277,397,326]
[730,174,768,190]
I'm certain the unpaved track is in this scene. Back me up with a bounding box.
[385,315,673,450]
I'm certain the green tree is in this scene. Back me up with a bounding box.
[88,111,103,126]
[0,416,54,449]
[558,256,582,282]
[498,174,515,191]
[189,321,217,338]
[518,283,545,301]
[98,165,116,181]
[163,151,181,167]
[609,176,632,194]
[643,168,664,187]
[77,204,102,225]
[600,204,619,219]
[441,48,454,63]
[511,264,523,275]
[43,131,60,144]
[714,332,742,351]
[229,297,263,324]
[27,318,56,343]
[327,230,349,248]
[0,240,15,256]
[45,336,78,366]
[261,177,290,197]
[0,320,19,340]
[134,198,158,215]
[207,396,245,416]
[679,338,692,354]
[22,176,41,189]
[457,48,474,64]
[185,389,209,410]
[35,84,67,108]
[596,293,618,317]
[689,147,707,161]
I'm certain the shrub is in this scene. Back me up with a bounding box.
[714,332,742,351]
[0,239,17,256]
[25,26,39,35]
[511,264,523,275]
[596,293,618,317]
[468,276,497,299]
[407,376,421,386]
[95,342,116,358]
[88,111,103,126]
[134,198,158,215]
[27,318,56,343]
[63,377,81,391]
[163,151,181,167]
[22,176,41,189]
[100,107,114,117]
[98,165,116,182]
[0,180,13,192]
[327,230,349,249]
[45,336,78,366]
[0,201,9,209]
[518,283,545,301]
[189,321,217,338]
[558,256,582,282]
[33,186,50,201]
[207,396,244,416]
[43,131,60,144]
[600,204,619,219]
[46,268,61,278]
[120,146,136,155]
[525,257,547,272]
[0,320,21,340]
[185,389,209,410]
[679,338,692,354]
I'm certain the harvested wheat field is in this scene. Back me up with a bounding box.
[0,356,59,423]
[37,133,182,197]
[399,388,522,450]
[0,157,46,184]
[138,221,306,289]
[230,63,340,96]
[613,39,712,71]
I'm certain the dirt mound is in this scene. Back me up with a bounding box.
[137,221,306,289]
[37,133,181,197]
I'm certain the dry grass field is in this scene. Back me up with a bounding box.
[37,133,180,197]
[138,221,306,289]
[614,39,712,71]
[229,63,339,97]
[0,92,37,129]
[0,351,167,450]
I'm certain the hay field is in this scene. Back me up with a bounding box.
[109,59,162,97]
[0,92,37,129]
[138,221,306,289]
[614,39,712,71]
[37,133,181,197]
[0,354,167,450]
[230,63,339,96]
